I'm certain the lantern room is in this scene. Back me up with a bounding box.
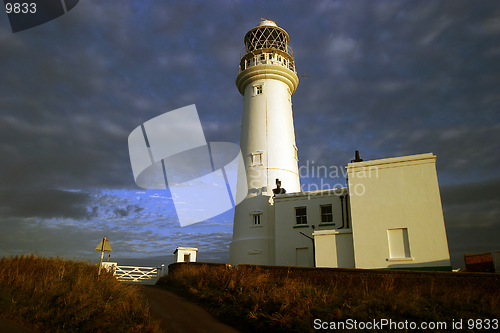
[239,20,296,73]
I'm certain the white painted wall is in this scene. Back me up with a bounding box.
[347,153,451,270]
[313,230,355,268]
[229,196,275,265]
[237,69,300,195]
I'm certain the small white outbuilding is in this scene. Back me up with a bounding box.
[173,247,198,263]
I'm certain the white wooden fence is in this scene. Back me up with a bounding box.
[101,262,166,285]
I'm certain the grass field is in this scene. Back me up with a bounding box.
[0,255,161,333]
[159,263,500,333]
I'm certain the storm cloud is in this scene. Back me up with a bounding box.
[0,0,499,267]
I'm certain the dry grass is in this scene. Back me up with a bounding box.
[0,255,161,333]
[159,264,500,333]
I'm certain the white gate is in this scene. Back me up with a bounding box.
[101,262,165,285]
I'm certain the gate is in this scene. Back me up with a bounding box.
[101,262,166,285]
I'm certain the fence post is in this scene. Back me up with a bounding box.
[157,264,165,281]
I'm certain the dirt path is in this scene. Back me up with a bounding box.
[139,285,241,333]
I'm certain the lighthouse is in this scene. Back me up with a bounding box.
[227,20,451,271]
[230,20,300,265]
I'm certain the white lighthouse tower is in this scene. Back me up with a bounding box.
[230,20,300,265]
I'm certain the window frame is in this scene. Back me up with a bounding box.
[295,206,308,225]
[320,204,333,224]
[253,214,261,226]
[251,151,264,166]
[250,210,263,227]
[387,228,412,260]
[252,83,264,97]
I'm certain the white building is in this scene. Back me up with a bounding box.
[230,20,451,271]
[174,247,198,263]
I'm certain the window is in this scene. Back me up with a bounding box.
[250,210,263,227]
[251,151,264,166]
[295,207,307,225]
[252,84,264,97]
[387,228,411,259]
[277,55,281,62]
[260,54,265,61]
[253,214,261,226]
[320,205,333,223]
[269,54,273,60]
[184,254,190,262]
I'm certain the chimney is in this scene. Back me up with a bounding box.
[351,150,363,163]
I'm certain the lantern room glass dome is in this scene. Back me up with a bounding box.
[239,20,296,73]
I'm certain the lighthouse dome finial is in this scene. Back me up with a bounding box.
[257,19,277,27]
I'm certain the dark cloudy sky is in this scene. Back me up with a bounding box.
[1,0,499,269]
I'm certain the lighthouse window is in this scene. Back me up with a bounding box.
[251,151,264,166]
[269,54,273,60]
[320,205,333,223]
[253,214,261,226]
[277,56,281,62]
[295,207,307,225]
[260,54,265,61]
[256,85,263,95]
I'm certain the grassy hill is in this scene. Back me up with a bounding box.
[0,255,161,333]
[159,263,500,333]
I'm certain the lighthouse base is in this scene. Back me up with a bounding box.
[229,237,275,265]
